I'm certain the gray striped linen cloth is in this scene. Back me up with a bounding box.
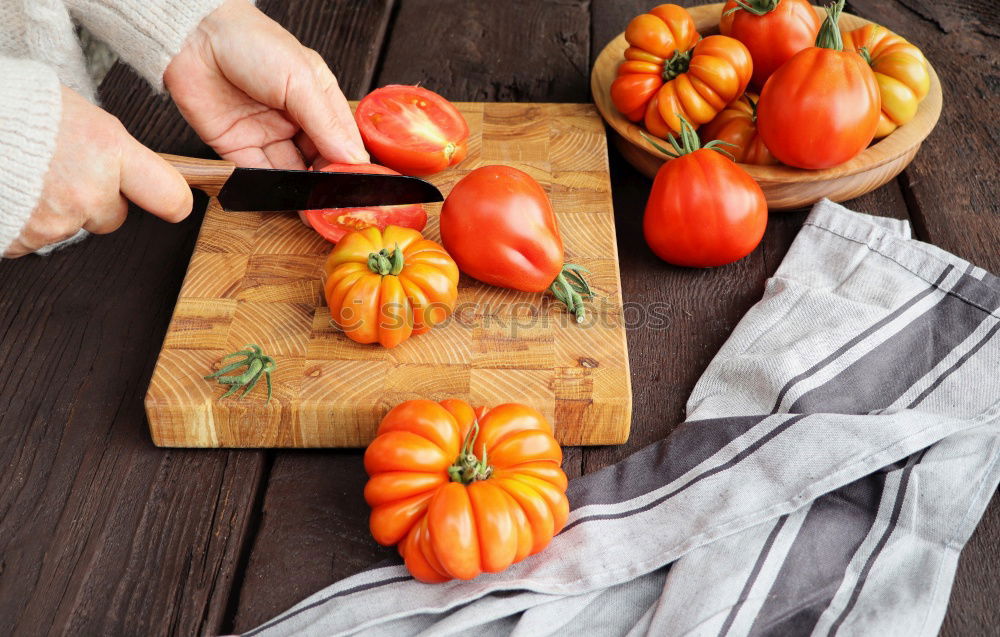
[244,199,1000,637]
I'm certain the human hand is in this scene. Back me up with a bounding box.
[3,86,192,258]
[164,0,368,172]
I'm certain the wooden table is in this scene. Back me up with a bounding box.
[0,1,996,634]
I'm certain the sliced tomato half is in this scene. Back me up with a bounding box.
[305,163,427,244]
[356,85,469,177]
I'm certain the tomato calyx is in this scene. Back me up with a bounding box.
[815,0,845,51]
[367,245,405,276]
[724,0,780,17]
[662,49,693,82]
[549,264,594,324]
[448,419,494,484]
[642,115,737,160]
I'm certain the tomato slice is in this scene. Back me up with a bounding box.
[356,85,469,177]
[304,163,427,244]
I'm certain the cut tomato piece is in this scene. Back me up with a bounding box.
[356,85,469,177]
[305,163,427,244]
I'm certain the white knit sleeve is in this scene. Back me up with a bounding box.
[65,0,226,91]
[0,57,62,257]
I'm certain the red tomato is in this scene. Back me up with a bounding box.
[356,85,469,177]
[756,0,880,169]
[644,119,767,267]
[720,0,821,90]
[439,166,591,321]
[305,163,427,244]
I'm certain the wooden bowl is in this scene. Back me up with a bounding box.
[591,3,943,210]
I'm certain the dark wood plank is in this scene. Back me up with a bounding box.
[0,102,264,636]
[229,1,593,631]
[374,0,592,102]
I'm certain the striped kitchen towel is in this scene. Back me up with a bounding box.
[244,199,1000,637]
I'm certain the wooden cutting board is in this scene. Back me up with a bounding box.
[145,103,631,447]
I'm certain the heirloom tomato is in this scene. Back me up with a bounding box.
[305,163,426,244]
[843,24,930,138]
[643,118,767,267]
[439,165,592,322]
[610,4,700,121]
[322,225,458,348]
[364,399,569,582]
[643,35,753,136]
[719,0,821,90]
[756,0,880,169]
[356,85,469,176]
[699,93,777,165]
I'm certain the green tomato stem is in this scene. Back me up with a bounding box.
[548,263,594,324]
[724,0,781,17]
[815,0,845,51]
[368,245,406,275]
[662,49,693,82]
[204,344,276,404]
[448,420,494,484]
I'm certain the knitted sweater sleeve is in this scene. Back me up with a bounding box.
[0,57,62,256]
[65,0,226,91]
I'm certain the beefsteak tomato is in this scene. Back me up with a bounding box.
[756,0,880,169]
[305,163,427,244]
[643,34,753,136]
[439,166,592,322]
[356,85,469,177]
[364,399,569,582]
[719,0,821,90]
[610,4,700,122]
[323,225,458,348]
[643,118,767,267]
[842,24,930,138]
[699,93,777,165]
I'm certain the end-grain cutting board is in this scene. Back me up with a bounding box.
[145,103,631,447]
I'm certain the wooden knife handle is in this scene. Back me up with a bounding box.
[158,153,237,197]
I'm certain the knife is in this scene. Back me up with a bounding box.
[158,153,443,212]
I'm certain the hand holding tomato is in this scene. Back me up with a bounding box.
[439,166,593,322]
[323,225,458,348]
[355,85,469,177]
[643,118,767,267]
[756,0,880,169]
[364,399,569,582]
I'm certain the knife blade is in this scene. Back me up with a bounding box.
[158,153,443,211]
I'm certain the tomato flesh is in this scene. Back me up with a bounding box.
[305,163,426,244]
[356,85,469,177]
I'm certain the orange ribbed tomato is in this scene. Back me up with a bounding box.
[757,1,879,169]
[322,226,458,348]
[719,0,821,90]
[610,4,700,121]
[842,24,930,138]
[699,93,777,165]
[642,35,753,137]
[364,399,569,582]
